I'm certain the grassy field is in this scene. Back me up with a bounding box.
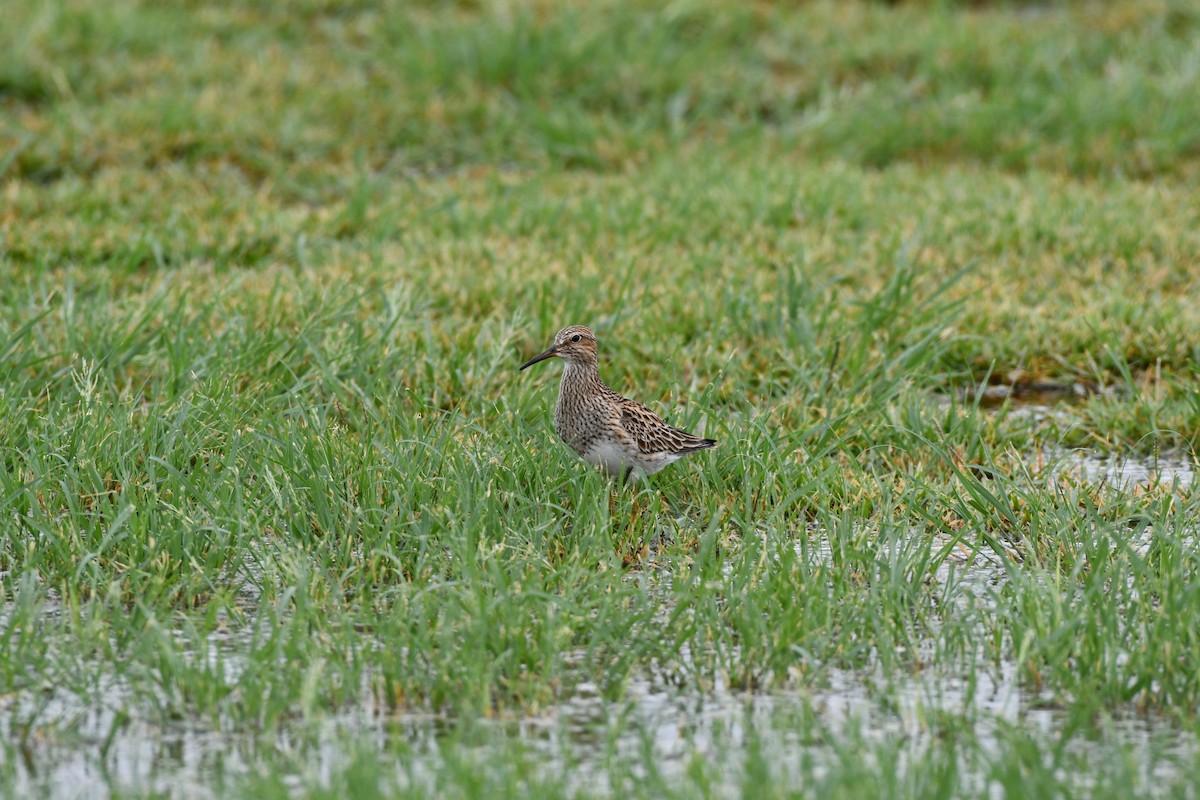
[3,0,1200,797]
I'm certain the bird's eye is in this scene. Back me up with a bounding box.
[571,334,581,343]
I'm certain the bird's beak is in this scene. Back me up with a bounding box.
[519,345,559,371]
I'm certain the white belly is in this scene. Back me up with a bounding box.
[580,440,635,475]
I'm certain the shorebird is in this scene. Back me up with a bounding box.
[519,325,716,479]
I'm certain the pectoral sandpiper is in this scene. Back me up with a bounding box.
[519,325,716,479]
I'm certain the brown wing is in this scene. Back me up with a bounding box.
[618,398,717,456]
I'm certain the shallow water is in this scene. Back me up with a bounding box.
[3,453,1198,798]
[1066,451,1195,489]
[6,630,1194,799]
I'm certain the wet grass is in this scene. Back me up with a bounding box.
[3,0,1200,797]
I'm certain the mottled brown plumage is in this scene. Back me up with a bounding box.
[519,325,716,477]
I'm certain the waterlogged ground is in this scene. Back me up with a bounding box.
[4,451,1197,799]
[5,1,1200,797]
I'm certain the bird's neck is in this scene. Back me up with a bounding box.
[560,359,602,394]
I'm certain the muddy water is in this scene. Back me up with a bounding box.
[2,455,1197,798]
[967,381,1103,409]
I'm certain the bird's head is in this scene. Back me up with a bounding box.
[519,325,598,370]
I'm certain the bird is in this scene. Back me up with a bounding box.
[519,325,716,479]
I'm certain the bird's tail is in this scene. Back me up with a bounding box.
[680,438,717,454]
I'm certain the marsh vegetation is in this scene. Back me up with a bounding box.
[3,0,1200,796]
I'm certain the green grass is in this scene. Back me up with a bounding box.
[3,0,1200,797]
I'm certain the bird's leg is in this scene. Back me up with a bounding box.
[657,479,684,522]
[634,479,683,554]
[622,466,651,534]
